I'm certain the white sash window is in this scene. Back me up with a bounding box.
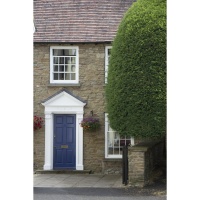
[50,46,79,84]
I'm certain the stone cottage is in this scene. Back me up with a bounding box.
[34,0,136,174]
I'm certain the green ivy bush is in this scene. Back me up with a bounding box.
[106,0,166,138]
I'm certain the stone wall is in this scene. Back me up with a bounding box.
[34,43,121,173]
[102,159,122,174]
[128,140,165,187]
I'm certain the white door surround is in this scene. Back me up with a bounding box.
[41,89,86,170]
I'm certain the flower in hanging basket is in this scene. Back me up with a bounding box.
[80,117,100,132]
[34,115,44,131]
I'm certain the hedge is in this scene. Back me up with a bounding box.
[105,0,166,138]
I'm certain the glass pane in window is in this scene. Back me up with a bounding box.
[53,73,58,80]
[59,57,65,64]
[59,73,65,80]
[108,56,110,63]
[66,65,70,72]
[114,147,120,155]
[54,65,58,72]
[53,57,59,64]
[71,65,76,72]
[119,137,131,148]
[71,57,76,64]
[53,49,64,56]
[65,73,70,80]
[108,49,111,55]
[63,49,69,56]
[108,132,114,153]
[59,65,64,72]
[63,49,76,56]
[53,49,59,56]
[71,73,76,80]
[108,131,127,156]
[71,49,76,56]
[65,57,71,64]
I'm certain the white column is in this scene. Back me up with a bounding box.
[43,113,53,170]
[76,113,84,170]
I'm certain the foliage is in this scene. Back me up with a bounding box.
[81,117,100,132]
[34,115,44,131]
[105,0,166,138]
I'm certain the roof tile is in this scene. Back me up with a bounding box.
[34,0,136,43]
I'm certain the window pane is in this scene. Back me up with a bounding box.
[66,65,70,72]
[53,57,59,64]
[59,73,65,80]
[71,73,76,80]
[63,49,69,56]
[53,73,58,80]
[59,65,64,72]
[107,131,123,156]
[53,49,59,56]
[54,65,58,72]
[108,49,111,55]
[108,131,114,155]
[66,73,70,80]
[108,56,110,63]
[65,57,71,64]
[71,57,76,64]
[63,49,76,56]
[71,49,76,56]
[59,57,65,64]
[71,65,76,72]
[53,49,64,56]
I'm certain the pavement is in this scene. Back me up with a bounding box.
[34,173,166,198]
[34,173,124,188]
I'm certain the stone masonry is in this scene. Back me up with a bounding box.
[34,43,120,173]
[128,140,165,187]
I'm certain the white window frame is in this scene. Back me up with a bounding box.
[105,113,134,159]
[50,46,79,84]
[105,46,112,84]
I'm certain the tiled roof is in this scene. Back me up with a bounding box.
[34,0,135,43]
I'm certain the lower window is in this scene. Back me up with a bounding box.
[105,113,134,158]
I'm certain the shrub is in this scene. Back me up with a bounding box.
[105,0,166,138]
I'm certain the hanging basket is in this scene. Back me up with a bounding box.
[80,117,100,132]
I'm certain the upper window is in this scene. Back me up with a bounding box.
[105,46,112,84]
[50,46,79,84]
[105,113,134,158]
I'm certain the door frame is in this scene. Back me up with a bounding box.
[42,90,86,170]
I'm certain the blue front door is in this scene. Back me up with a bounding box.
[53,114,76,169]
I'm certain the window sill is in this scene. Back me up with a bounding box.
[48,83,81,87]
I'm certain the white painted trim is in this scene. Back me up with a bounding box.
[42,91,86,170]
[50,46,79,84]
[105,46,112,84]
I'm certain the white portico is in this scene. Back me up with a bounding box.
[41,89,86,170]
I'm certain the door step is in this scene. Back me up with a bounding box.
[35,170,92,174]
